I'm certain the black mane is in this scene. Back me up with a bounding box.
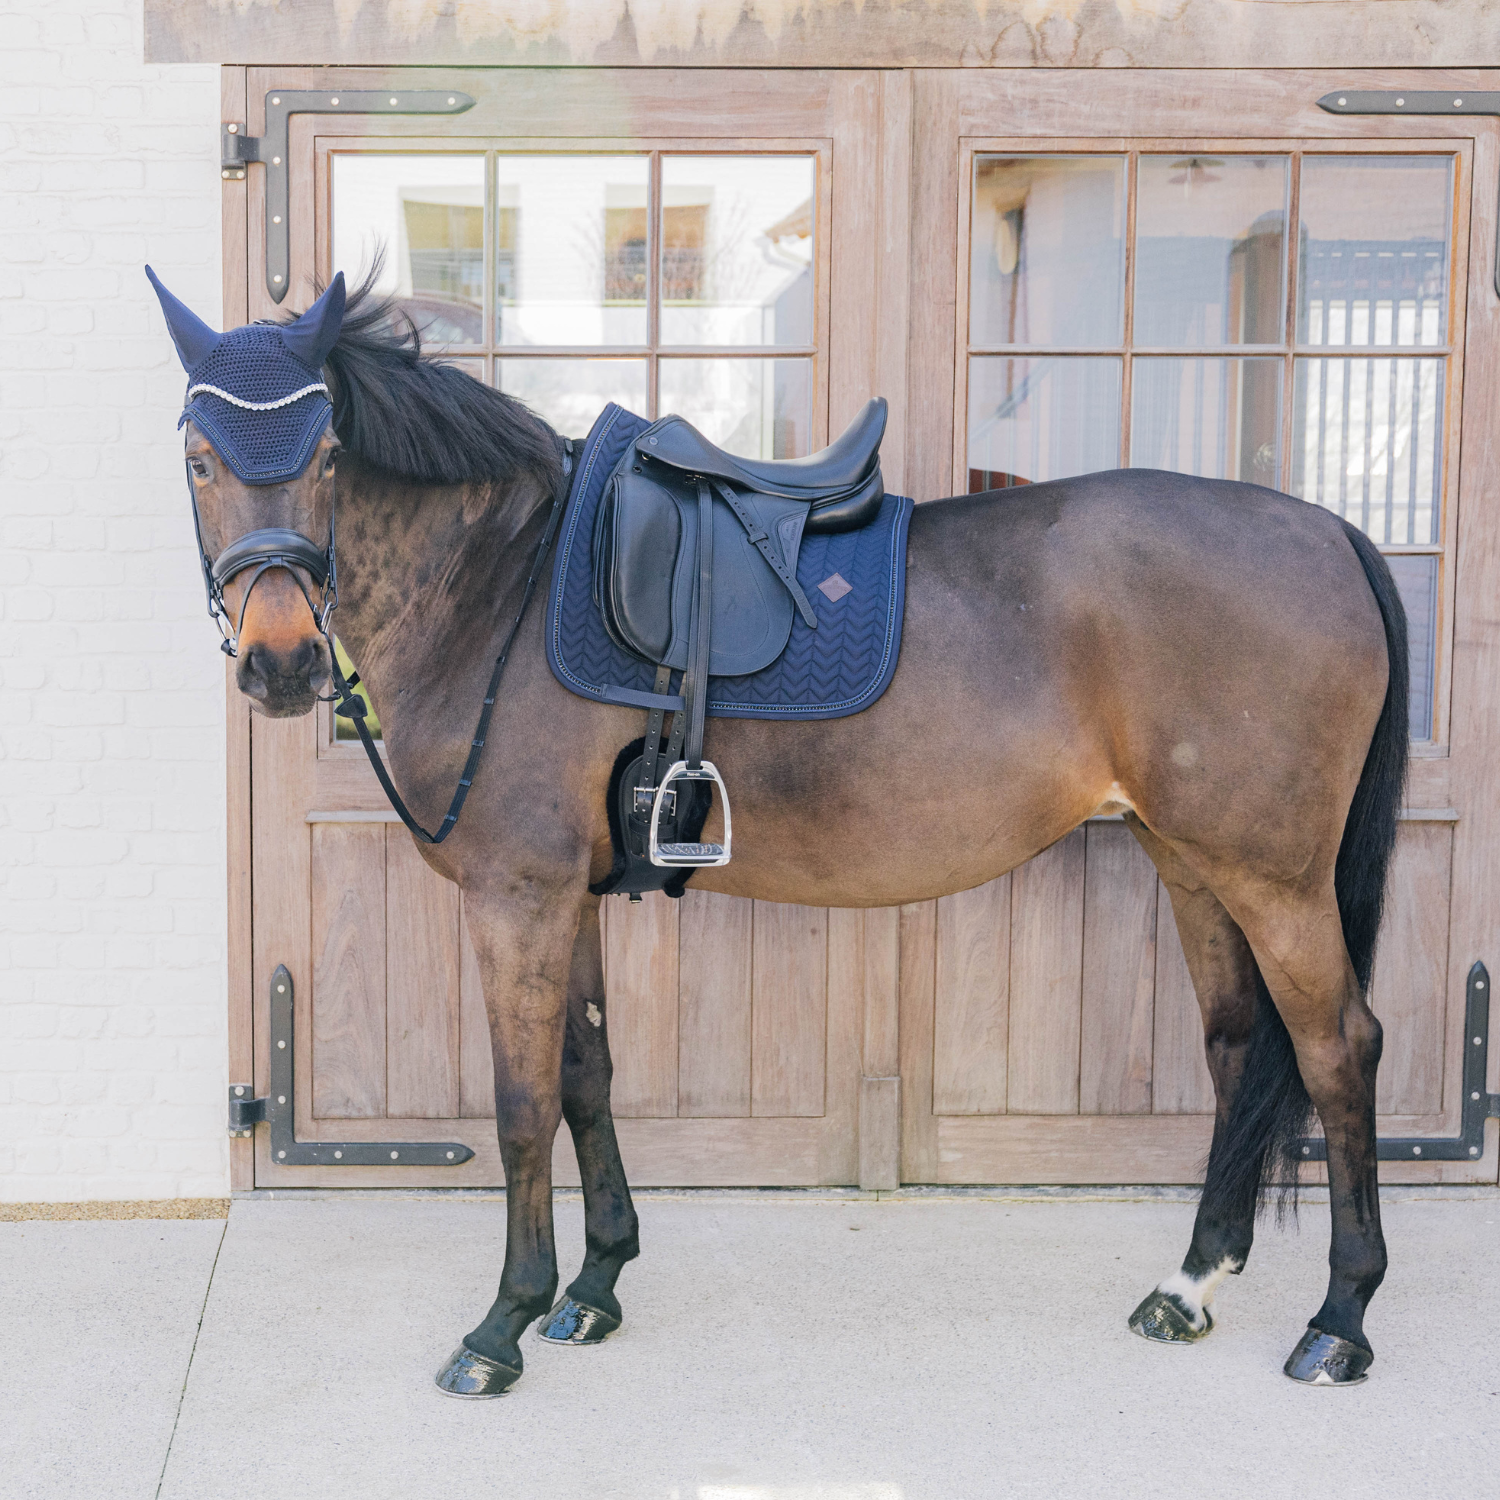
[304,264,561,489]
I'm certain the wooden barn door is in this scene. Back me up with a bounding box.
[899,68,1500,1186]
[229,66,907,1187]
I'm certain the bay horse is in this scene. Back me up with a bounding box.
[151,268,1406,1393]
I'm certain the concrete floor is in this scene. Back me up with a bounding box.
[3,1191,1497,1500]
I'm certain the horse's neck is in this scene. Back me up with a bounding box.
[331,459,549,724]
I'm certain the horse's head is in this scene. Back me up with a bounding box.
[147,267,347,716]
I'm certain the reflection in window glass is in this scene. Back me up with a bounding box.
[332,155,485,345]
[497,358,648,439]
[970,157,1125,349]
[1134,156,1287,347]
[1385,554,1438,739]
[967,357,1121,491]
[1291,357,1442,545]
[1131,358,1282,485]
[494,156,649,347]
[1297,157,1452,348]
[658,157,815,347]
[658,359,811,459]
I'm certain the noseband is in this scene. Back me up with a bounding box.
[185,459,338,657]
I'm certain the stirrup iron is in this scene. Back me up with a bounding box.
[648,761,731,867]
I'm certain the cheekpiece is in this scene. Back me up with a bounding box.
[145,266,346,486]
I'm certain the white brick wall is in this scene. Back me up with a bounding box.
[1,0,227,1199]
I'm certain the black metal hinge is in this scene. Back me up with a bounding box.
[221,89,476,304]
[228,964,475,1167]
[1317,91,1500,298]
[1301,960,1500,1164]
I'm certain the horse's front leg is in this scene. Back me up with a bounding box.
[435,885,582,1398]
[538,895,640,1345]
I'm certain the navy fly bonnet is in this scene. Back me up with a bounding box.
[146,266,346,485]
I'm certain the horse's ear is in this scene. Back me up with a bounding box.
[280,273,346,370]
[145,265,220,370]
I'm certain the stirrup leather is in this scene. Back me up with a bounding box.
[649,761,731,867]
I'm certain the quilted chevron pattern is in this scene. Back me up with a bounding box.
[546,404,914,722]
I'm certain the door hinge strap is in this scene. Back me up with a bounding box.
[1299,960,1499,1164]
[222,90,476,304]
[228,964,475,1168]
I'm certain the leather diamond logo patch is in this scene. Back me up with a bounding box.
[817,572,853,602]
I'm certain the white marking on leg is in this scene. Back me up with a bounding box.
[1157,1255,1240,1330]
[585,1002,602,1028]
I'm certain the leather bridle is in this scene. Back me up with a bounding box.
[186,434,574,847]
[185,455,338,658]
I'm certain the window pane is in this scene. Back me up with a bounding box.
[657,156,815,348]
[967,357,1121,491]
[1291,357,1442,544]
[1297,156,1453,348]
[1134,156,1288,347]
[332,155,485,345]
[658,358,812,459]
[1384,554,1438,739]
[495,156,649,347]
[1131,358,1282,484]
[970,157,1125,349]
[497,358,648,438]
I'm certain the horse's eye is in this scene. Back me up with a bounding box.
[189,457,209,478]
[323,451,339,475]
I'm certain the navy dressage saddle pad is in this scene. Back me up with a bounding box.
[546,403,914,721]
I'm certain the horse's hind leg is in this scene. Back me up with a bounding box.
[540,896,640,1345]
[1235,890,1386,1384]
[1125,818,1264,1343]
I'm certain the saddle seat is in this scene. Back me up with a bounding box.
[638,397,886,533]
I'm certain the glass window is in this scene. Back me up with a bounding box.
[967,357,1121,488]
[1131,357,1282,484]
[497,358,648,439]
[332,155,485,345]
[970,157,1125,349]
[659,358,811,460]
[490,156,649,347]
[659,156,815,347]
[964,148,1456,740]
[1297,157,1452,348]
[1134,156,1288,347]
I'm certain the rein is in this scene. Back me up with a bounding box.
[189,434,574,847]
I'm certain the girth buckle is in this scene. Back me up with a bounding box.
[648,761,731,867]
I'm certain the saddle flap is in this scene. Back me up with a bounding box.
[595,466,805,679]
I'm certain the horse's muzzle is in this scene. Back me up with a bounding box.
[236,633,332,716]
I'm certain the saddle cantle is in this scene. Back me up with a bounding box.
[565,398,898,895]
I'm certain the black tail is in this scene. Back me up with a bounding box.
[1202,520,1409,1220]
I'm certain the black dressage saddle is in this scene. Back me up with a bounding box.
[589,398,887,890]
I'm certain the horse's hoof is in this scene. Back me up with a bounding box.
[433,1343,521,1398]
[1128,1289,1214,1344]
[536,1296,621,1346]
[1283,1328,1372,1386]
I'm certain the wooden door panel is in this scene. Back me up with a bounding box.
[310,822,387,1118]
[1079,824,1158,1116]
[933,877,1010,1115]
[751,902,829,1117]
[678,890,753,1118]
[385,837,462,1119]
[1006,829,1086,1114]
[1370,821,1454,1116]
[602,894,681,1119]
